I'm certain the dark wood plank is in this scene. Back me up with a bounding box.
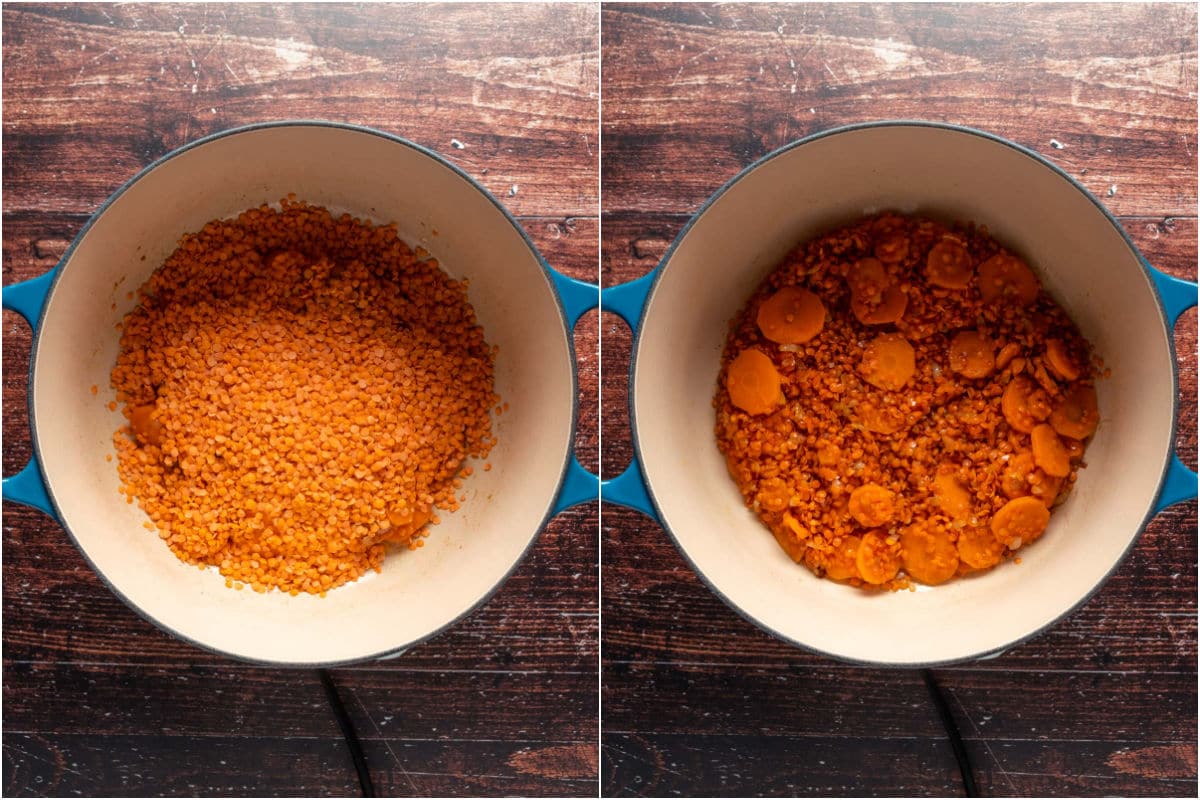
[960,739,1197,798]
[2,733,358,797]
[2,4,599,218]
[358,739,597,798]
[599,3,1197,797]
[603,732,960,797]
[601,3,1197,217]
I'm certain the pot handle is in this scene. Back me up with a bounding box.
[597,270,660,519]
[2,271,57,517]
[547,266,601,514]
[1146,263,1198,513]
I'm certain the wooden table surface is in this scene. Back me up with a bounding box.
[600,3,1197,797]
[3,4,598,797]
[3,3,1197,799]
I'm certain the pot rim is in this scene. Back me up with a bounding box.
[625,118,1182,667]
[25,119,580,667]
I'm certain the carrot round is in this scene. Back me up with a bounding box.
[849,483,896,527]
[933,469,972,520]
[857,402,905,435]
[990,496,1050,549]
[824,534,861,581]
[948,330,995,379]
[1049,383,1099,440]
[129,404,164,447]
[851,285,908,325]
[957,525,1005,570]
[1031,472,1064,508]
[901,524,959,585]
[1044,338,1081,381]
[978,252,1040,305]
[1000,451,1036,499]
[726,348,784,416]
[847,256,889,296]
[1030,423,1071,477]
[855,529,901,585]
[875,233,910,264]
[1001,375,1042,433]
[925,238,973,289]
[756,286,827,344]
[849,257,907,324]
[772,515,807,563]
[860,333,916,391]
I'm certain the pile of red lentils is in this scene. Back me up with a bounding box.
[110,197,499,595]
[715,212,1100,590]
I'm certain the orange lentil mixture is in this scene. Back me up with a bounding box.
[715,212,1101,590]
[110,197,498,596]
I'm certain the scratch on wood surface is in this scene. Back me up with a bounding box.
[603,741,685,779]
[3,743,87,780]
[671,44,719,86]
[350,691,421,794]
[948,691,1020,794]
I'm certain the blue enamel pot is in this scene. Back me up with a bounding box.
[603,121,1196,666]
[3,121,599,665]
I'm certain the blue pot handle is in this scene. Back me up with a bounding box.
[3,270,58,518]
[602,269,656,335]
[546,264,601,514]
[595,271,661,521]
[1146,262,1198,513]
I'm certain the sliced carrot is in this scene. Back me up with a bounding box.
[1001,374,1040,433]
[1030,423,1071,477]
[874,233,910,264]
[847,256,888,296]
[1030,471,1064,508]
[933,468,972,520]
[824,534,861,581]
[756,477,791,513]
[851,285,908,325]
[1044,338,1081,381]
[1049,383,1099,439]
[771,516,807,563]
[990,496,1050,549]
[901,524,959,585]
[925,238,973,289]
[848,257,907,324]
[130,404,164,446]
[948,330,995,379]
[860,333,915,391]
[756,286,827,344]
[726,348,784,416]
[978,252,1040,305]
[848,483,896,527]
[1000,451,1036,499]
[957,525,1006,570]
[857,401,906,435]
[855,529,902,585]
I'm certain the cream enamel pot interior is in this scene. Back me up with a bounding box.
[602,121,1197,667]
[2,122,599,666]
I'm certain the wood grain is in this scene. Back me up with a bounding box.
[600,3,1197,797]
[2,4,598,797]
[601,3,1197,217]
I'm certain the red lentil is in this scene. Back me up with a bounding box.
[715,212,1099,590]
[110,197,498,595]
